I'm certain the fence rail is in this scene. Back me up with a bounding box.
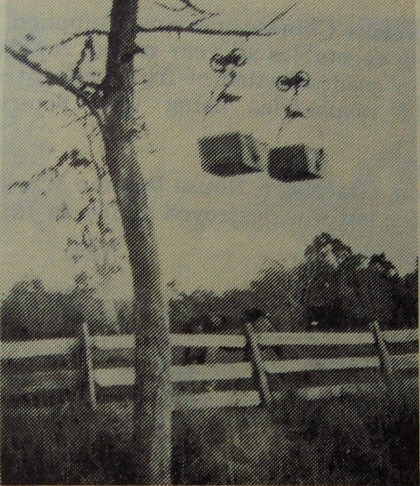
[2,328,417,360]
[1,323,418,412]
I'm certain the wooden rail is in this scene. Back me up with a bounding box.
[1,324,418,411]
[4,352,416,396]
[0,328,416,366]
[2,328,416,360]
[3,378,419,415]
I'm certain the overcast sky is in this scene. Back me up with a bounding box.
[1,0,416,297]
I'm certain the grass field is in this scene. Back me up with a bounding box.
[2,387,418,485]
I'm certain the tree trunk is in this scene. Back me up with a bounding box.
[103,0,171,483]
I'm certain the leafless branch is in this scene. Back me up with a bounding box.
[8,0,301,76]
[8,17,281,79]
[151,1,302,35]
[155,0,207,15]
[155,1,185,12]
[6,43,106,143]
[136,24,274,37]
[5,45,92,106]
[28,30,108,55]
[188,11,219,29]
[258,2,301,33]
[38,24,273,42]
[154,0,220,30]
[8,150,90,191]
[14,24,273,61]
[180,0,210,15]
[72,36,95,83]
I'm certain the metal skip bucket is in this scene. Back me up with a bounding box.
[268,144,325,182]
[268,88,326,182]
[198,132,268,177]
[268,113,326,182]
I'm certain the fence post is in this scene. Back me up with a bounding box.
[369,321,397,392]
[244,322,272,406]
[79,322,97,409]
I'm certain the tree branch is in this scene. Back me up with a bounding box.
[7,0,302,70]
[5,45,92,106]
[188,11,219,29]
[155,0,208,15]
[6,43,106,138]
[136,24,274,37]
[8,149,93,192]
[27,30,109,54]
[258,2,301,33]
[141,1,302,37]
[7,12,291,73]
[14,25,273,59]
[72,36,96,84]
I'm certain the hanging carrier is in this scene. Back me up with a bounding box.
[268,144,325,182]
[199,132,268,177]
[198,48,269,177]
[268,71,326,181]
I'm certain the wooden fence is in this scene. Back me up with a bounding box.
[1,322,418,412]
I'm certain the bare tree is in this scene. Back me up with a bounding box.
[5,0,301,482]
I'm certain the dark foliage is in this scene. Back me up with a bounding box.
[169,233,418,334]
[1,280,119,340]
[2,234,417,340]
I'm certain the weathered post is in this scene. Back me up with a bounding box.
[369,321,398,393]
[79,322,97,410]
[244,321,273,406]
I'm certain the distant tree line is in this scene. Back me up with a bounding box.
[1,233,417,340]
[171,234,417,333]
[1,277,123,340]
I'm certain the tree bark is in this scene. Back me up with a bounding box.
[103,0,171,483]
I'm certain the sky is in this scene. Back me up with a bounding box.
[1,0,417,298]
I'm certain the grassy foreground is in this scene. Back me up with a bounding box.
[2,391,418,485]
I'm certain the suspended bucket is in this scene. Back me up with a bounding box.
[199,49,270,177]
[268,112,326,182]
[268,145,324,181]
[198,132,268,177]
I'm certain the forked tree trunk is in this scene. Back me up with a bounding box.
[103,0,171,483]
